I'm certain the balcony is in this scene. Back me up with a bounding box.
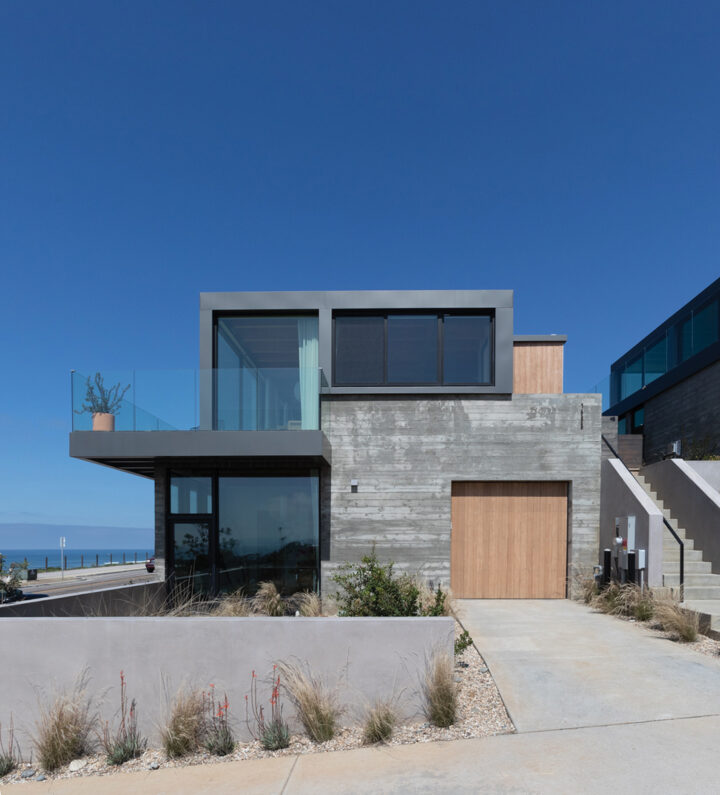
[69,368,329,475]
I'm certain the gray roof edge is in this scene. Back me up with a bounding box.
[513,334,567,343]
[200,289,514,310]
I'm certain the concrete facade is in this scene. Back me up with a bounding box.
[321,393,602,592]
[0,615,453,756]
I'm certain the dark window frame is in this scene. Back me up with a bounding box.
[332,309,495,387]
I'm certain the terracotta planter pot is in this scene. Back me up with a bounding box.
[92,412,115,431]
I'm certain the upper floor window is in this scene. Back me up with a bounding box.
[333,311,493,386]
[214,314,319,430]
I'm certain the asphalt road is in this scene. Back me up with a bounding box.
[19,569,156,598]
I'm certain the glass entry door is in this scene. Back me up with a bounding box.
[172,519,212,594]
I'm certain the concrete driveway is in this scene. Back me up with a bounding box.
[457,598,720,732]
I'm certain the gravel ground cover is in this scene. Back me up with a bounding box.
[616,613,720,658]
[1,621,514,786]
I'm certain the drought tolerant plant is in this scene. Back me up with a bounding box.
[75,372,130,416]
[277,660,341,743]
[653,598,699,643]
[420,652,457,728]
[245,667,290,751]
[454,629,473,656]
[592,583,654,622]
[161,686,205,758]
[203,685,235,756]
[291,590,322,617]
[33,672,97,772]
[100,672,146,765]
[332,548,420,617]
[252,581,286,616]
[362,700,397,745]
[210,589,253,617]
[0,718,20,777]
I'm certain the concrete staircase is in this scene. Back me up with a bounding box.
[635,474,720,634]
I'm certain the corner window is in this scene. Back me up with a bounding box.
[333,311,493,387]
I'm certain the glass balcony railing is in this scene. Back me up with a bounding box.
[71,368,322,432]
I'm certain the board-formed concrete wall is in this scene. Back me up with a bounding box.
[0,616,453,756]
[321,394,601,593]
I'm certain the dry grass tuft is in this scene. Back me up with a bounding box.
[591,583,655,622]
[252,582,286,617]
[0,718,20,777]
[161,687,205,758]
[292,591,322,617]
[276,660,342,743]
[653,598,699,642]
[33,673,97,772]
[362,700,397,744]
[415,579,455,616]
[420,651,457,728]
[210,589,253,617]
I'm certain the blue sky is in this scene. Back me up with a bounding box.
[1,1,719,538]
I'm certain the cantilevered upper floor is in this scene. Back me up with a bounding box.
[70,289,567,475]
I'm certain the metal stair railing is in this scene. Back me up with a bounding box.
[602,434,684,601]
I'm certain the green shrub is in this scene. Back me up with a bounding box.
[454,629,473,656]
[332,549,420,617]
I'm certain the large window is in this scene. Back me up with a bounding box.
[168,472,320,596]
[333,312,493,386]
[215,315,319,430]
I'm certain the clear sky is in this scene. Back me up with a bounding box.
[1,1,719,538]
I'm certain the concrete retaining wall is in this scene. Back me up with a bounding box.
[321,394,602,593]
[686,461,720,495]
[642,459,720,573]
[0,581,165,617]
[599,458,664,586]
[0,615,453,756]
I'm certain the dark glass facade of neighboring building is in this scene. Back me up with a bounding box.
[606,277,720,461]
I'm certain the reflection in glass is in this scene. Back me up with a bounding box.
[620,355,642,400]
[443,315,492,384]
[387,315,438,384]
[215,316,318,430]
[643,336,666,386]
[217,476,319,594]
[334,316,385,385]
[170,477,212,514]
[693,300,719,355]
[173,521,211,593]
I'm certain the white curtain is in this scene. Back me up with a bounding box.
[297,317,319,429]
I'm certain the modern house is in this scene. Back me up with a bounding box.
[604,276,720,464]
[70,290,601,599]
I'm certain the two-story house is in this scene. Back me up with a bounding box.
[70,290,601,599]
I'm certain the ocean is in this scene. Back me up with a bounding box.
[0,548,155,571]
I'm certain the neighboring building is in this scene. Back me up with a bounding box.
[605,277,720,464]
[70,290,601,599]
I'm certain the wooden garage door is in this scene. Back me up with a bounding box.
[451,482,567,598]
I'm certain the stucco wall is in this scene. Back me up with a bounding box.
[599,458,664,586]
[320,394,601,593]
[686,461,720,495]
[0,616,453,756]
[642,459,720,573]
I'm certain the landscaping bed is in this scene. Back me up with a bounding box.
[0,622,514,786]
